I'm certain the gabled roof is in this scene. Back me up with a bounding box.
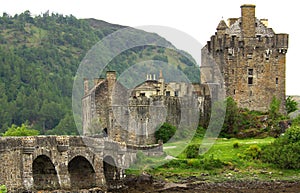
[225,18,275,37]
[217,20,228,30]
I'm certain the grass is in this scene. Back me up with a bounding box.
[126,136,300,182]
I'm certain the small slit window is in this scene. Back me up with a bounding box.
[276,78,279,84]
[248,77,253,85]
[248,69,253,76]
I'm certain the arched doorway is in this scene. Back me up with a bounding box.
[103,156,119,186]
[68,156,96,189]
[32,155,60,190]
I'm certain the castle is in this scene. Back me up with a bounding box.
[82,4,288,145]
[201,4,288,112]
[82,71,203,145]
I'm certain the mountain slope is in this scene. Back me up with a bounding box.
[0,11,199,134]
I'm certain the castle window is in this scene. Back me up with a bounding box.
[276,77,279,84]
[233,89,236,95]
[248,69,253,76]
[166,91,170,96]
[103,128,108,137]
[248,77,253,85]
[232,69,234,74]
[256,35,262,42]
[140,93,145,96]
[239,41,244,48]
[174,91,179,97]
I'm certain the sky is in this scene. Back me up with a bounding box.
[0,0,299,95]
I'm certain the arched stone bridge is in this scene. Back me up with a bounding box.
[0,136,162,192]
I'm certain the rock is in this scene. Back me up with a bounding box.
[137,172,153,184]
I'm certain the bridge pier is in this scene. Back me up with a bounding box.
[21,150,34,190]
[56,158,71,190]
[21,137,36,191]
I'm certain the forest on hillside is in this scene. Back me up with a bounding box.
[0,11,199,135]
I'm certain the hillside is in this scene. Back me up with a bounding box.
[0,11,199,135]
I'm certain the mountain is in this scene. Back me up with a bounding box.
[0,11,199,135]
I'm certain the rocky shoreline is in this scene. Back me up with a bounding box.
[111,174,300,193]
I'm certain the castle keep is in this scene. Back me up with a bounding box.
[201,4,288,112]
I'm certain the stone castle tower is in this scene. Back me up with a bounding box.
[201,4,288,112]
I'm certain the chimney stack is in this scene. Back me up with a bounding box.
[241,4,256,39]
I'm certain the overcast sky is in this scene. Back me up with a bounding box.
[0,0,299,95]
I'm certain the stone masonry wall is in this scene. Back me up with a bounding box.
[201,4,288,113]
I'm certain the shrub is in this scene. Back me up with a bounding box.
[155,123,176,143]
[244,145,261,160]
[0,185,7,193]
[262,126,300,169]
[161,159,188,169]
[283,125,300,143]
[185,144,199,159]
[286,96,298,114]
[187,159,201,168]
[200,154,224,170]
[233,141,240,148]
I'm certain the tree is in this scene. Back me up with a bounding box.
[155,123,177,143]
[286,96,298,114]
[45,113,78,135]
[224,97,239,134]
[268,96,281,120]
[3,123,39,136]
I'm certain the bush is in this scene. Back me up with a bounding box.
[200,154,224,170]
[233,141,240,148]
[155,123,176,143]
[283,125,300,143]
[0,185,7,193]
[185,144,199,159]
[187,159,201,168]
[3,123,39,136]
[286,96,298,114]
[244,145,261,160]
[262,126,300,169]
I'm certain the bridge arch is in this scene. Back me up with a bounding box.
[103,155,119,185]
[68,155,96,189]
[32,155,60,190]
